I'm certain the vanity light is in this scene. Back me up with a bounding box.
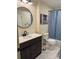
[28,2,33,5]
[21,0,33,5]
[22,0,28,3]
[28,0,33,5]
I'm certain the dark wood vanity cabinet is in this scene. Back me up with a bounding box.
[20,36,42,59]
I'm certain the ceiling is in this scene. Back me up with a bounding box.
[39,0,61,9]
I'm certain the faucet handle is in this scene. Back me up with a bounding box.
[24,31,29,35]
[22,31,27,36]
[24,31,27,34]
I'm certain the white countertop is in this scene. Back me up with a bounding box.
[19,33,42,44]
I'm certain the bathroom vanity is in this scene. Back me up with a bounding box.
[19,34,42,59]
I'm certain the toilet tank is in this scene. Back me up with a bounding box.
[42,33,48,40]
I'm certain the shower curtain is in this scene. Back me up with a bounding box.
[48,10,61,40]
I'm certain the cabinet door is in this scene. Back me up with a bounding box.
[31,40,42,58]
[20,47,31,59]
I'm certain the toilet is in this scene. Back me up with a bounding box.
[47,38,57,45]
[42,33,61,50]
[47,38,60,46]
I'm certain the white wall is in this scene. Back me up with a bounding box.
[17,0,53,36]
[17,1,37,36]
[39,2,53,33]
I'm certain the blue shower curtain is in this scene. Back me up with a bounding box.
[48,10,61,40]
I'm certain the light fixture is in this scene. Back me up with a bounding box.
[28,0,33,5]
[28,2,32,5]
[21,0,33,5]
[22,0,28,3]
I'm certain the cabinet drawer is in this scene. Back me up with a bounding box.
[20,36,42,49]
[20,40,32,50]
[30,36,42,44]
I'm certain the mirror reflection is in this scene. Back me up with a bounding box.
[17,7,33,28]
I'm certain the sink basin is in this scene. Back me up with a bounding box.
[19,33,42,44]
[20,35,32,40]
[23,35,32,39]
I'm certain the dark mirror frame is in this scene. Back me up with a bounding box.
[17,7,33,29]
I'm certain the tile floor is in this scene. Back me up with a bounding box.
[36,45,60,59]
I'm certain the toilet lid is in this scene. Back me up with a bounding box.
[48,38,56,42]
[47,38,61,46]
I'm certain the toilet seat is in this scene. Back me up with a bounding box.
[47,38,57,45]
[46,38,61,47]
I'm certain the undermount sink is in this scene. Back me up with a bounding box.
[23,35,32,39]
[19,33,42,44]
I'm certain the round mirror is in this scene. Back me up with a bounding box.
[17,7,33,28]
